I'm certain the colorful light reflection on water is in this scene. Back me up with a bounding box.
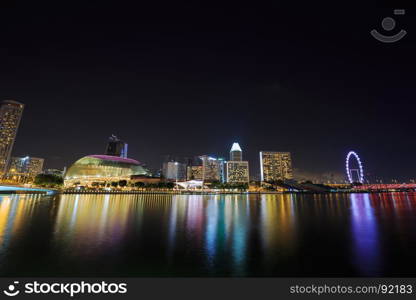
[0,193,416,276]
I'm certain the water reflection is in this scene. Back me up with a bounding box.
[1,192,416,276]
[54,194,149,257]
[205,196,219,266]
[260,194,297,261]
[230,195,250,275]
[199,195,252,275]
[0,194,45,258]
[350,193,380,276]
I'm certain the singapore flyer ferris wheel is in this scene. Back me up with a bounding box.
[346,151,364,184]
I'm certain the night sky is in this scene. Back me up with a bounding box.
[0,2,414,181]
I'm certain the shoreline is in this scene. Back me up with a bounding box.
[1,190,412,195]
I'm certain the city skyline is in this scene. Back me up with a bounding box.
[0,3,414,182]
[2,2,416,288]
[0,98,412,183]
[1,97,413,184]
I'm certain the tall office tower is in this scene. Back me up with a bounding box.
[217,157,226,183]
[260,151,293,182]
[105,135,128,158]
[162,161,187,181]
[8,156,44,182]
[185,156,203,181]
[186,166,203,180]
[230,142,242,161]
[226,161,249,183]
[226,142,249,183]
[0,100,25,176]
[200,155,222,183]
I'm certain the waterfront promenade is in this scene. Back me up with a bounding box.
[0,185,56,195]
[2,184,415,196]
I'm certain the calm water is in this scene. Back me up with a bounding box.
[0,192,416,277]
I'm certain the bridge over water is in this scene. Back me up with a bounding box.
[355,184,416,191]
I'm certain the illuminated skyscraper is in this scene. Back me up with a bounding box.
[218,157,226,183]
[185,156,203,180]
[260,151,293,182]
[162,161,187,181]
[105,135,128,158]
[226,161,249,183]
[0,100,24,176]
[186,165,203,180]
[7,156,44,182]
[230,142,242,161]
[227,143,249,183]
[200,155,222,182]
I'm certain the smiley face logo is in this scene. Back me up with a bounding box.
[371,9,407,43]
[3,281,20,297]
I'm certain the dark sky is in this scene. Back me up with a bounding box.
[0,1,414,181]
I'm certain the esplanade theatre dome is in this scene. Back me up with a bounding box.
[64,155,150,187]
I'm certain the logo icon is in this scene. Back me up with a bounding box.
[3,281,20,297]
[371,9,407,43]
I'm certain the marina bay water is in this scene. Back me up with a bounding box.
[0,192,416,277]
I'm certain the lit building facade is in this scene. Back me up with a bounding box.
[260,151,293,182]
[226,143,249,183]
[162,161,187,181]
[187,165,203,180]
[0,100,24,176]
[218,157,226,183]
[230,142,242,161]
[7,156,44,182]
[105,135,128,158]
[64,155,150,187]
[226,161,249,183]
[200,155,223,183]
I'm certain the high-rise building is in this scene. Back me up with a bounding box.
[260,151,293,182]
[185,156,204,181]
[0,100,24,176]
[162,161,187,181]
[226,161,249,183]
[200,155,222,183]
[226,143,249,183]
[187,165,203,180]
[105,135,128,158]
[218,157,226,183]
[230,142,242,161]
[7,156,44,182]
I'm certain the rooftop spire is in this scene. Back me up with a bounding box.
[230,142,242,152]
